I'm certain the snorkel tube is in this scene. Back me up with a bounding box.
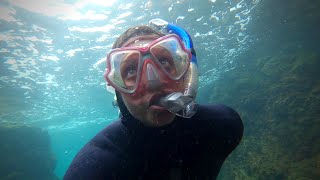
[149,19,199,118]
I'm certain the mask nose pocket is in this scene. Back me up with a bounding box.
[146,63,161,90]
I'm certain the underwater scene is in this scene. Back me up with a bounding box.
[0,0,319,179]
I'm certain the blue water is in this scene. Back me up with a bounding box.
[1,0,319,179]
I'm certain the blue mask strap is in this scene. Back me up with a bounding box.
[149,19,197,65]
[167,23,197,65]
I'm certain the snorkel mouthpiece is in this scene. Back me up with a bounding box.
[159,92,198,118]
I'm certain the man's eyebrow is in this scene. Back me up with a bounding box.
[121,53,138,66]
[152,47,171,54]
[123,52,138,60]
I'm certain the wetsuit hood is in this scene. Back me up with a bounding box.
[115,91,133,119]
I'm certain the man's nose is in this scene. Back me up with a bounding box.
[144,61,162,90]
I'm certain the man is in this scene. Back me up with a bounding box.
[64,19,243,180]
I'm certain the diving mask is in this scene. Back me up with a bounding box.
[104,34,191,94]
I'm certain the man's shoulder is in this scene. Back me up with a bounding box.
[194,104,242,128]
[89,119,129,152]
[196,104,240,119]
[193,104,244,149]
[63,119,128,180]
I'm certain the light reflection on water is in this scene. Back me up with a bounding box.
[0,0,259,130]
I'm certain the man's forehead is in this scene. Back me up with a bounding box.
[122,34,160,47]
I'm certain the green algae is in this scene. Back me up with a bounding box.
[208,50,320,179]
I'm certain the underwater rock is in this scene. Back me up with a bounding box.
[0,124,58,180]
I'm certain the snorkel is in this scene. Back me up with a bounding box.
[149,19,199,118]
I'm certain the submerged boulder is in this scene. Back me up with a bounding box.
[0,124,58,180]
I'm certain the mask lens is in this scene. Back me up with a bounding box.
[107,50,140,91]
[150,36,189,79]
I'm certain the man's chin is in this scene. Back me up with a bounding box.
[151,111,176,127]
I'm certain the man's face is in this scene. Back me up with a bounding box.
[120,35,185,127]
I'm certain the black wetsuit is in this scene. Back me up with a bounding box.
[64,104,243,180]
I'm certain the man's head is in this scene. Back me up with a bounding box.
[105,25,193,127]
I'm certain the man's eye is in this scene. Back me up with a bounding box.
[126,65,137,78]
[159,59,170,66]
